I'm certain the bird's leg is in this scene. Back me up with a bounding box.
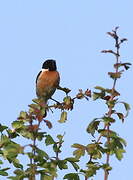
[50,98,61,104]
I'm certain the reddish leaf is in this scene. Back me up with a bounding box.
[36,114,43,122]
[44,120,52,129]
[28,124,39,132]
[102,96,111,101]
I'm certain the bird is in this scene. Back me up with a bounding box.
[36,59,60,103]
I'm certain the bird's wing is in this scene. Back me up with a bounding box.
[36,71,42,84]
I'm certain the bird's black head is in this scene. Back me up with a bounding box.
[42,59,57,71]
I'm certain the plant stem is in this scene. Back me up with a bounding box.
[29,121,41,180]
[104,28,120,180]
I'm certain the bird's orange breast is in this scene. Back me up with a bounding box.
[36,70,60,101]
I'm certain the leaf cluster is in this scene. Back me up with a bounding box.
[0,27,131,180]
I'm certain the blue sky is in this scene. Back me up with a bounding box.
[0,0,132,179]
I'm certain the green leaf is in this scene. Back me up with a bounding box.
[98,129,117,138]
[58,111,67,123]
[37,132,46,141]
[93,92,105,100]
[115,149,125,160]
[118,101,131,117]
[86,118,100,136]
[94,86,105,91]
[28,103,40,110]
[13,159,23,169]
[17,111,29,122]
[104,88,112,93]
[86,144,96,154]
[57,160,68,170]
[0,135,10,146]
[40,174,53,180]
[0,160,3,164]
[119,137,127,147]
[19,111,27,119]
[81,162,100,178]
[57,134,64,141]
[0,125,8,132]
[63,96,71,105]
[32,98,43,104]
[45,135,55,146]
[12,121,24,129]
[0,168,10,176]
[97,144,106,154]
[105,135,126,152]
[116,113,124,122]
[72,144,86,159]
[72,143,85,149]
[3,142,24,161]
[14,169,24,176]
[108,71,123,79]
[70,162,79,171]
[106,99,117,108]
[35,148,49,160]
[1,168,10,171]
[63,173,80,180]
[123,102,131,111]
[52,135,64,153]
[19,129,34,140]
[8,169,26,180]
[73,148,85,159]
[65,157,79,162]
[52,143,57,152]
[27,152,34,159]
[57,86,71,94]
[7,176,23,180]
[7,129,19,139]
[101,164,112,171]
[0,170,8,176]
[65,158,79,171]
[28,103,41,114]
[86,144,102,159]
[102,116,115,124]
[38,164,57,176]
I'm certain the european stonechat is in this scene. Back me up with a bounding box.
[36,59,60,103]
